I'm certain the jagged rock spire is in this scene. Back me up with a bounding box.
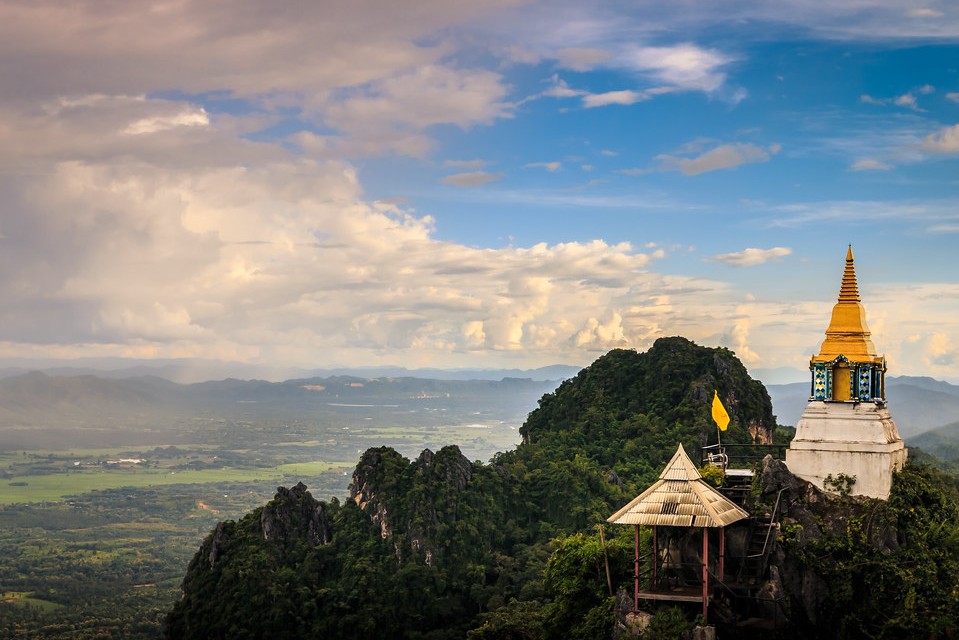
[813,246,880,363]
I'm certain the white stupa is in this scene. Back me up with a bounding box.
[785,247,907,499]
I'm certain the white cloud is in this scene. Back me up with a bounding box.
[584,90,646,108]
[921,124,959,153]
[540,76,586,99]
[122,109,210,136]
[441,171,503,187]
[947,92,959,104]
[893,93,919,110]
[582,87,673,108]
[658,142,778,176]
[2,0,958,380]
[851,159,893,171]
[619,43,733,92]
[0,155,683,366]
[572,313,629,350]
[709,247,793,267]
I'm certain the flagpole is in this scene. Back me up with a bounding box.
[711,390,729,470]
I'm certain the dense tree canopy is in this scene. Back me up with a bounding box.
[165,339,959,640]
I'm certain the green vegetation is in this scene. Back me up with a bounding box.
[0,381,532,639]
[166,339,783,639]
[7,342,959,639]
[781,462,959,638]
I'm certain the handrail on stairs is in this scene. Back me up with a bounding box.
[736,488,785,582]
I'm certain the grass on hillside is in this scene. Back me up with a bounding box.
[1,591,64,612]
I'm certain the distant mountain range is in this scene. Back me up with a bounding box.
[0,370,565,451]
[3,363,958,461]
[0,358,583,384]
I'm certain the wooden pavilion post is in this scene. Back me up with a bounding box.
[634,525,640,612]
[719,527,725,582]
[702,529,709,620]
[652,526,658,589]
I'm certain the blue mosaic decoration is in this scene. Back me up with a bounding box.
[813,364,827,400]
[810,355,885,402]
[858,366,872,400]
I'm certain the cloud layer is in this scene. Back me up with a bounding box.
[1,0,958,383]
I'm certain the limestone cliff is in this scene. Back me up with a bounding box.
[350,444,475,565]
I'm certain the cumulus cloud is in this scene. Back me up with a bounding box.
[926,333,959,366]
[893,93,919,110]
[0,154,680,366]
[2,0,957,379]
[947,92,959,104]
[710,247,793,267]
[572,313,629,350]
[874,285,959,377]
[921,124,959,153]
[657,142,780,176]
[441,171,503,186]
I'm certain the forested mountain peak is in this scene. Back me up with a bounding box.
[165,340,959,639]
[520,339,775,448]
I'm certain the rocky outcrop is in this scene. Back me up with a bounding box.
[207,521,230,568]
[757,455,898,629]
[260,482,333,547]
[350,447,407,539]
[350,444,475,566]
[407,446,473,566]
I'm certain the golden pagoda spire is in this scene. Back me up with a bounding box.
[813,246,880,363]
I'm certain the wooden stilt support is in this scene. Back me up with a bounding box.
[702,529,709,620]
[634,525,640,613]
[719,527,725,582]
[652,526,658,589]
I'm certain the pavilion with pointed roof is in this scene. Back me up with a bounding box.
[785,246,906,499]
[608,443,748,617]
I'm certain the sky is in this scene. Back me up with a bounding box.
[2,1,959,384]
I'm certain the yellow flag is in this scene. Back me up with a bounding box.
[712,390,730,431]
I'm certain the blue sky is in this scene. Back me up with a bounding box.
[1,1,958,384]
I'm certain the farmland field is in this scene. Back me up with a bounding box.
[0,375,552,639]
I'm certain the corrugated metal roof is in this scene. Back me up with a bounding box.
[607,444,748,528]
